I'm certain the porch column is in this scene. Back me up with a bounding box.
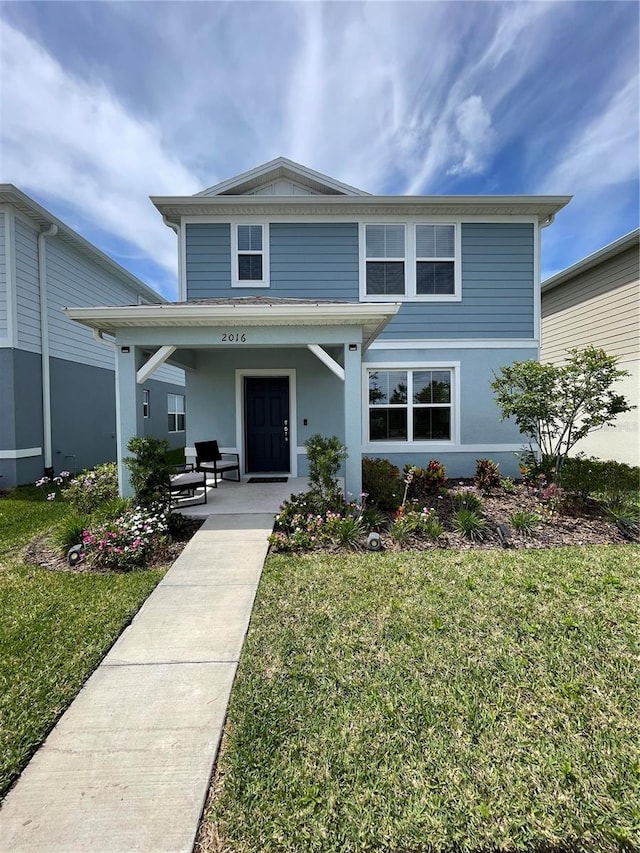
[115,345,142,497]
[343,342,363,499]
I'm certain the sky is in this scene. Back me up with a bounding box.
[0,0,638,300]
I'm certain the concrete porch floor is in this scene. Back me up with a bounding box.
[173,474,310,517]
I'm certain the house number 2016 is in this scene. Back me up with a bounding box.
[221,333,246,342]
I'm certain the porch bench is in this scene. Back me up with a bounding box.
[195,440,241,488]
[169,465,207,506]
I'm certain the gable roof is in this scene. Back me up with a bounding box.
[542,228,640,292]
[0,184,166,304]
[194,157,370,197]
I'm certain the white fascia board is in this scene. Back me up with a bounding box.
[152,195,572,222]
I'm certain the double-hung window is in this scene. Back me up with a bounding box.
[362,222,459,300]
[368,368,452,442]
[142,389,150,419]
[168,394,185,433]
[416,224,456,295]
[233,223,269,287]
[365,224,405,295]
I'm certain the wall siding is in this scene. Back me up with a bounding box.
[0,212,7,339]
[15,218,41,353]
[185,221,534,339]
[379,223,535,340]
[541,245,639,362]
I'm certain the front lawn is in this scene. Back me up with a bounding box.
[0,487,165,796]
[201,546,640,852]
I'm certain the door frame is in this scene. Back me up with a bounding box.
[235,368,298,475]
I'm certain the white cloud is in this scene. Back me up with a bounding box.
[0,20,201,284]
[447,95,495,177]
[539,74,640,194]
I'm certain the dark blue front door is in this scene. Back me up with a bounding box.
[245,377,290,472]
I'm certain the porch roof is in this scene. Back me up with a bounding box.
[65,297,401,348]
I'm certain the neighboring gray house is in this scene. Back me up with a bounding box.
[66,158,570,497]
[541,229,639,467]
[0,186,185,488]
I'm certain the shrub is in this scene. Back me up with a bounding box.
[62,463,118,514]
[452,508,487,540]
[501,477,516,494]
[362,458,401,510]
[452,490,483,512]
[82,503,169,571]
[305,434,347,502]
[474,458,501,493]
[404,460,447,501]
[124,437,172,508]
[560,456,640,503]
[323,513,365,548]
[509,510,542,536]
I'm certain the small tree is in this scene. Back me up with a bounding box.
[491,346,633,482]
[124,436,172,507]
[304,434,347,503]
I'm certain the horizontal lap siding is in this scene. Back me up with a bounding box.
[46,239,141,370]
[0,213,6,339]
[541,246,639,362]
[15,219,41,352]
[379,223,535,340]
[185,222,359,299]
[186,224,231,298]
[270,224,358,298]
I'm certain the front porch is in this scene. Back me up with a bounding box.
[172,473,311,518]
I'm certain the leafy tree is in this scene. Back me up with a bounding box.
[491,346,633,482]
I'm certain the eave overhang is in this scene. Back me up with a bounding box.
[65,300,401,349]
[152,194,572,225]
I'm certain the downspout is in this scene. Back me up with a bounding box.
[38,224,58,477]
[162,215,184,300]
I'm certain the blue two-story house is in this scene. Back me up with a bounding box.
[67,158,570,497]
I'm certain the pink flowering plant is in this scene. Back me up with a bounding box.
[81,503,169,571]
[269,491,368,552]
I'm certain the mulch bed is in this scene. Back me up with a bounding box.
[26,517,203,573]
[380,484,635,551]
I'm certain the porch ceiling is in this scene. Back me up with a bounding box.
[65,299,401,348]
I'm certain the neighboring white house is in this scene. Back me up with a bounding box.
[0,185,186,487]
[541,228,639,467]
[65,157,570,497]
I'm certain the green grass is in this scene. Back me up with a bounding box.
[0,486,164,796]
[206,546,640,852]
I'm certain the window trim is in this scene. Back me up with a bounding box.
[359,219,462,303]
[168,393,186,433]
[363,362,460,449]
[231,220,270,288]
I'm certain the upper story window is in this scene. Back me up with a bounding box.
[416,225,455,295]
[232,222,269,287]
[361,221,460,302]
[365,224,405,295]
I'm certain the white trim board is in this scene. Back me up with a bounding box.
[368,339,539,350]
[362,442,525,454]
[0,447,42,459]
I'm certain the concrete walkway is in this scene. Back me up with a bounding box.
[0,510,276,853]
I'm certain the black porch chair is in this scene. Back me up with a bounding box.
[194,440,241,488]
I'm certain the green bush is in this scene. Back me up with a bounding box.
[124,437,172,508]
[452,490,483,512]
[453,508,487,540]
[560,456,640,502]
[52,512,92,554]
[305,434,347,502]
[62,463,119,514]
[509,510,542,536]
[362,458,401,510]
